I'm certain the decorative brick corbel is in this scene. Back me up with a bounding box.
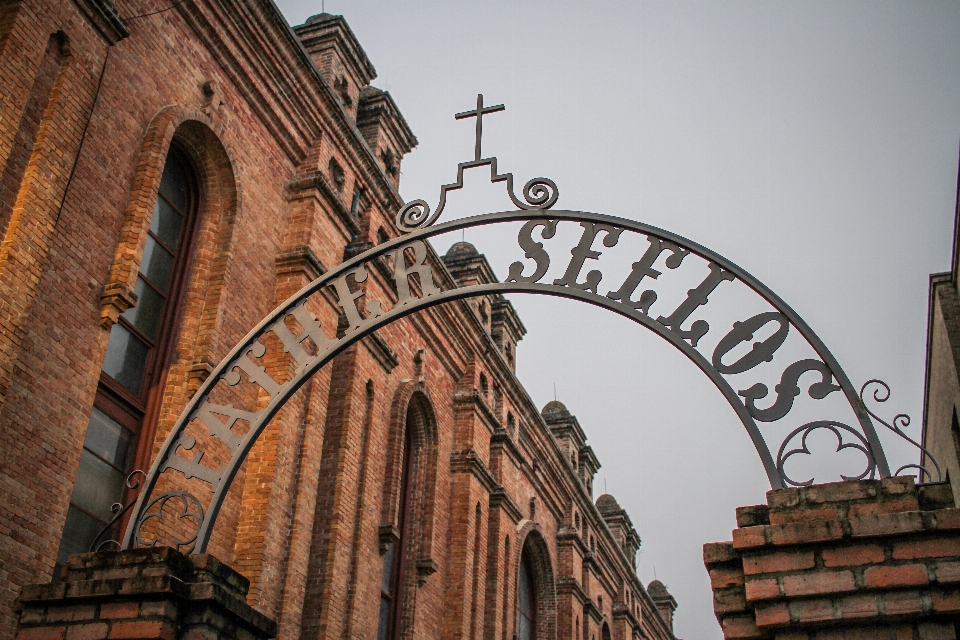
[378,523,399,555]
[416,558,438,585]
[99,282,138,329]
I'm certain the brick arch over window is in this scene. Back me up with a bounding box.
[379,381,441,632]
[514,521,557,640]
[381,381,441,566]
[100,108,241,396]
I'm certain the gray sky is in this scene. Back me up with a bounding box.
[273,2,960,636]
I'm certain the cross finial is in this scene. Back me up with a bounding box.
[455,94,505,161]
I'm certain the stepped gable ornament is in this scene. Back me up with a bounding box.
[395,94,558,232]
[122,95,936,554]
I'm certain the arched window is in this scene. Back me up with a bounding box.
[56,147,199,567]
[379,404,416,640]
[517,547,537,640]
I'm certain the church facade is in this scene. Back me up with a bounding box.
[0,1,677,639]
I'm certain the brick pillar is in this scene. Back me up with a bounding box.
[15,548,276,640]
[704,478,960,639]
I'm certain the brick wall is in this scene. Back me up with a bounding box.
[15,548,275,640]
[705,477,960,639]
[0,1,677,639]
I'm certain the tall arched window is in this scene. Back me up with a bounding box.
[379,407,415,640]
[56,147,200,567]
[517,548,537,640]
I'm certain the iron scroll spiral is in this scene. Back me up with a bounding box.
[395,174,559,233]
[859,379,942,483]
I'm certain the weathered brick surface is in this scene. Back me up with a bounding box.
[15,550,270,640]
[706,479,960,638]
[0,4,677,640]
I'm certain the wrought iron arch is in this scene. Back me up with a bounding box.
[120,95,935,555]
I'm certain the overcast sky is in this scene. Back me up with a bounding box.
[272,2,960,636]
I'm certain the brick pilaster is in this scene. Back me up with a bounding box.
[15,548,276,640]
[705,478,960,639]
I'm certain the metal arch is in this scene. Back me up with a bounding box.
[120,93,914,554]
[121,208,897,554]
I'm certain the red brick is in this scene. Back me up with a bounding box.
[821,543,885,567]
[713,588,747,614]
[931,589,960,614]
[847,496,919,517]
[16,628,65,640]
[704,541,739,565]
[793,598,834,623]
[803,480,876,503]
[769,519,843,546]
[744,578,780,601]
[863,563,930,588]
[936,560,960,583]
[879,476,916,496]
[892,536,960,560]
[742,549,814,575]
[849,512,924,538]
[720,614,763,639]
[882,589,924,616]
[46,607,96,623]
[768,505,838,525]
[838,594,880,619]
[732,525,768,549]
[917,622,958,640]
[98,603,140,620]
[66,623,109,640]
[710,566,744,589]
[934,508,960,530]
[753,602,790,628]
[108,621,174,640]
[781,571,856,597]
[766,488,800,509]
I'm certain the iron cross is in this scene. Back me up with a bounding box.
[455,94,505,161]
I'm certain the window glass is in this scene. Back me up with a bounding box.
[70,449,126,521]
[159,160,188,212]
[140,236,174,291]
[518,556,534,640]
[84,407,133,470]
[377,599,391,640]
[150,198,183,251]
[381,542,395,594]
[57,505,103,565]
[102,324,148,394]
[122,278,164,341]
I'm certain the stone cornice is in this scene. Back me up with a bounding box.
[489,487,523,523]
[176,0,404,218]
[275,245,326,281]
[288,171,360,238]
[74,0,129,44]
[450,450,498,494]
[361,332,399,374]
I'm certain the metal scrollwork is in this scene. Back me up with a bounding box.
[859,379,942,483]
[777,421,875,487]
[123,97,902,554]
[89,469,145,552]
[134,491,204,553]
[395,95,558,233]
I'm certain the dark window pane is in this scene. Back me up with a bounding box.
[140,236,173,291]
[122,278,164,341]
[84,407,133,470]
[159,158,188,212]
[150,197,183,251]
[381,542,395,594]
[102,324,148,394]
[57,505,104,566]
[377,598,391,640]
[71,449,125,521]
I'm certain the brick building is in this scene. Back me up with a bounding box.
[0,1,677,639]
